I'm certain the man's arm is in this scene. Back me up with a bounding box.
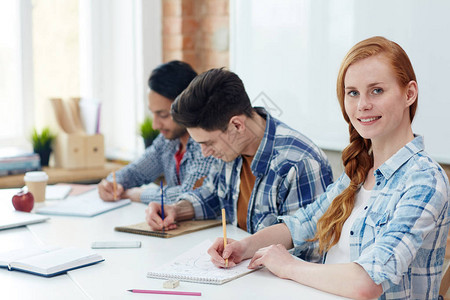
[145,160,224,230]
[177,159,224,220]
[101,135,166,200]
[139,155,217,204]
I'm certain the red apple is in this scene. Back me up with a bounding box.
[12,190,34,212]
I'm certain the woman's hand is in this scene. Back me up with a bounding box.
[248,244,297,279]
[207,238,248,268]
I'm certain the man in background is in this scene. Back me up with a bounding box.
[145,68,333,233]
[98,61,217,204]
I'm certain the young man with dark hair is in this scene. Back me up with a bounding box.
[145,68,333,233]
[98,61,216,204]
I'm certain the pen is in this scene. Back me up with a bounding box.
[112,171,117,200]
[127,289,201,296]
[221,208,228,268]
[160,180,165,231]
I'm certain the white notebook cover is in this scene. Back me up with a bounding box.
[35,189,130,217]
[0,210,49,230]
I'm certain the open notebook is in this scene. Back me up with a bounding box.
[36,189,130,217]
[147,240,257,284]
[0,246,104,277]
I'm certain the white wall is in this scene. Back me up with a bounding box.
[231,0,450,164]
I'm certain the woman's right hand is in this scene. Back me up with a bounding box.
[207,238,248,268]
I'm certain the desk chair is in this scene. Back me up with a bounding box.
[439,263,450,300]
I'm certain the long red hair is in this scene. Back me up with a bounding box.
[312,36,418,254]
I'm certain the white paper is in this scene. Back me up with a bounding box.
[0,210,49,230]
[14,247,101,275]
[45,185,72,200]
[79,98,101,135]
[36,189,130,217]
[147,240,256,284]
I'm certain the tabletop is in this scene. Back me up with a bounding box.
[0,188,349,300]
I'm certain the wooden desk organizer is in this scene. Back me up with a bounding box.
[53,133,105,169]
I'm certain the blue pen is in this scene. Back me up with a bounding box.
[160,180,165,230]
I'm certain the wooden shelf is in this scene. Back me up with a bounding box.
[0,162,124,189]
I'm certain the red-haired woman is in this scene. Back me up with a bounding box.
[208,36,450,300]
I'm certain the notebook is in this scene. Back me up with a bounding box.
[44,185,72,200]
[0,246,104,277]
[58,183,97,196]
[35,189,131,217]
[115,219,221,238]
[0,210,50,231]
[146,240,257,284]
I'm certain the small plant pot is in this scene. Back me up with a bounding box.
[34,148,52,167]
[143,138,154,149]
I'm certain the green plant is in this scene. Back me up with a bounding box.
[31,127,56,166]
[139,117,159,140]
[31,127,56,152]
[139,117,159,148]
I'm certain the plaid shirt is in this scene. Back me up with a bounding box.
[179,108,334,233]
[280,136,450,299]
[108,134,216,204]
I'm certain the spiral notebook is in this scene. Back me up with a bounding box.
[146,240,256,284]
[115,219,221,238]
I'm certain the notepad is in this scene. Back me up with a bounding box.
[146,240,256,284]
[0,246,104,277]
[44,185,72,200]
[36,189,131,217]
[0,210,49,230]
[115,219,221,238]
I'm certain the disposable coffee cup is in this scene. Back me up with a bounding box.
[24,171,49,203]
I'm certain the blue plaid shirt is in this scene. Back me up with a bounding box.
[280,136,450,299]
[108,134,216,204]
[179,108,334,233]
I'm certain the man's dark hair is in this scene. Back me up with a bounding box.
[148,61,197,101]
[171,68,253,131]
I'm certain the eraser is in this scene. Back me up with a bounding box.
[163,279,180,289]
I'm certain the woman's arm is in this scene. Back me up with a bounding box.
[249,246,382,300]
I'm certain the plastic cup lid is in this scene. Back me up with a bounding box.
[24,171,48,182]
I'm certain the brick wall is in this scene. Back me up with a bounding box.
[162,0,229,73]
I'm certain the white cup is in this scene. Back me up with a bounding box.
[24,171,49,203]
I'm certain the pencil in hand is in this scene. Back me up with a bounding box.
[160,180,165,231]
[112,171,117,200]
[221,208,228,268]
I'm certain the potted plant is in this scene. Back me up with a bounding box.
[139,116,159,148]
[31,127,56,167]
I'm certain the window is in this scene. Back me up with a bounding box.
[80,0,162,160]
[0,0,33,148]
[0,0,161,161]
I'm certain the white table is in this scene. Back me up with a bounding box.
[0,189,349,300]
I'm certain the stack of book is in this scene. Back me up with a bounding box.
[0,147,41,177]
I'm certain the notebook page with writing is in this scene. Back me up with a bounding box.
[147,240,257,285]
